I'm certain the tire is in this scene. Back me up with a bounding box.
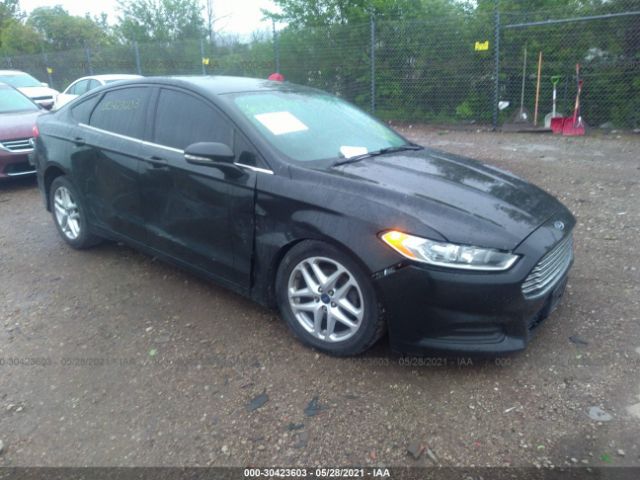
[276,240,385,356]
[49,176,101,249]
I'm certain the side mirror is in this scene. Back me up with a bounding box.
[184,142,235,165]
[41,82,49,88]
[184,142,243,177]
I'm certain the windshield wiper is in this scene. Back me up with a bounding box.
[332,144,423,167]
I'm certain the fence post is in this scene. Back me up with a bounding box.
[4,57,12,68]
[133,41,142,75]
[272,20,280,73]
[492,0,501,130]
[200,38,206,75]
[84,45,94,76]
[42,52,53,86]
[370,14,376,114]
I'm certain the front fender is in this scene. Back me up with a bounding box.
[249,172,437,307]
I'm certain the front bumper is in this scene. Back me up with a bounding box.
[0,149,36,179]
[375,214,575,355]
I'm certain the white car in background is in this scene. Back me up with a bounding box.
[54,74,143,109]
[0,70,59,110]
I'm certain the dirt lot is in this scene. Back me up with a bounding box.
[0,128,639,468]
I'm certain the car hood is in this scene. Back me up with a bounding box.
[329,147,567,250]
[0,110,41,140]
[17,86,59,98]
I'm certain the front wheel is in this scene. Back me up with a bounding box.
[49,176,101,249]
[276,240,385,356]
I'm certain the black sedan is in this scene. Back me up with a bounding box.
[32,76,575,356]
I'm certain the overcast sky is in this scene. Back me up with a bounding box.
[19,0,277,36]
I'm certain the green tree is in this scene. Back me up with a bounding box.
[0,19,42,55]
[117,0,205,42]
[264,0,459,27]
[0,0,20,25]
[27,6,114,51]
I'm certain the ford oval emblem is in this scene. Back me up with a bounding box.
[554,220,565,231]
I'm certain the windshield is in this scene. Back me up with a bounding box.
[0,87,39,113]
[0,73,42,88]
[231,91,407,163]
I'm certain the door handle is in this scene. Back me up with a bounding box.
[73,137,85,146]
[147,155,168,168]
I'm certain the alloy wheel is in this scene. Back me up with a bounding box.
[287,256,364,343]
[53,186,81,240]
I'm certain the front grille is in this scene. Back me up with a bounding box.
[522,234,573,299]
[1,138,33,153]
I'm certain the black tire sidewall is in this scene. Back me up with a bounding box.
[49,176,94,249]
[276,240,381,356]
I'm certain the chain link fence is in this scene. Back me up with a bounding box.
[3,1,639,129]
[500,8,640,129]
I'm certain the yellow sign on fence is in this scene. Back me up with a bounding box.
[202,57,210,66]
[46,67,53,74]
[474,41,489,51]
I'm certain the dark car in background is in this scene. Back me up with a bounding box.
[0,83,42,179]
[32,76,575,356]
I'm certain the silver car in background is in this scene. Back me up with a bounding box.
[53,74,142,109]
[0,70,59,110]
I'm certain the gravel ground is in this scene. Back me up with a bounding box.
[0,128,639,468]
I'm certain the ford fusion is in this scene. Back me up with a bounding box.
[32,76,575,356]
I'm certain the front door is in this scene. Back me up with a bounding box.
[140,87,257,290]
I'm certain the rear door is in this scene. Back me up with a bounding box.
[72,86,151,243]
[140,86,258,290]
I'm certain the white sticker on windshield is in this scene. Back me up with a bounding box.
[254,111,309,135]
[340,146,368,158]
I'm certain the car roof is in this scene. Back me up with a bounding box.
[119,75,314,96]
[73,74,143,82]
[96,74,143,80]
[0,70,28,76]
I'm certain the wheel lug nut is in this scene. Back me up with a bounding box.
[318,287,322,293]
[331,302,336,307]
[314,297,319,302]
[329,290,334,296]
[322,306,327,311]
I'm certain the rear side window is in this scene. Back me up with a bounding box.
[90,87,150,139]
[71,95,100,123]
[153,88,232,150]
[87,79,100,91]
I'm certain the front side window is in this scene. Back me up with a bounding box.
[89,87,150,139]
[153,88,232,150]
[230,91,406,164]
[0,87,39,113]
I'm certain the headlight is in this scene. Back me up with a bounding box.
[380,230,519,271]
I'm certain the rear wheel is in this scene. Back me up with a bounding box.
[276,240,384,356]
[49,176,101,249]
